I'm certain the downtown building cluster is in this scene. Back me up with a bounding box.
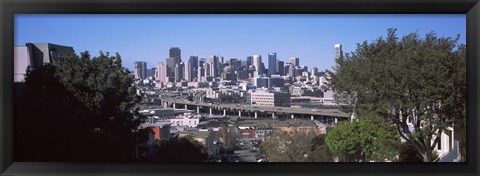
[134,46,344,108]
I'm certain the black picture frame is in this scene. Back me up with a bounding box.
[1,0,479,175]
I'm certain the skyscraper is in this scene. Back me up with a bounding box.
[189,56,199,80]
[209,55,219,78]
[134,61,147,80]
[175,62,184,82]
[166,57,175,78]
[246,56,253,68]
[185,59,193,82]
[335,44,343,59]
[252,54,262,77]
[290,57,299,66]
[268,53,277,76]
[156,61,168,85]
[169,47,181,62]
[276,60,284,75]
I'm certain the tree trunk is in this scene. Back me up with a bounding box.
[421,151,432,162]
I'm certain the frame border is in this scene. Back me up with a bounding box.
[1,0,479,175]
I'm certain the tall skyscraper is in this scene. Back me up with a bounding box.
[156,61,168,85]
[312,67,318,77]
[189,56,199,80]
[169,47,181,62]
[134,61,147,80]
[175,62,184,82]
[167,47,182,79]
[335,44,343,59]
[199,58,206,68]
[204,63,211,77]
[246,56,253,68]
[268,53,277,76]
[209,55,219,78]
[185,59,193,82]
[290,57,299,66]
[276,60,284,75]
[252,54,262,77]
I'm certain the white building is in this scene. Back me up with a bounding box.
[170,115,200,128]
[250,90,290,107]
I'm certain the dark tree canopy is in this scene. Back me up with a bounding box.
[15,51,141,162]
[327,29,466,162]
[149,136,209,162]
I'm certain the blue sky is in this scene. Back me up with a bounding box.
[15,14,465,72]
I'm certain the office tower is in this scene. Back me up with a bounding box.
[284,64,291,77]
[175,62,184,82]
[290,57,299,66]
[151,67,157,78]
[198,67,205,82]
[204,63,210,77]
[276,60,284,75]
[312,67,318,77]
[209,55,219,78]
[166,57,175,78]
[199,58,206,68]
[134,61,147,80]
[185,59,193,82]
[189,56,199,80]
[246,56,253,68]
[268,53,277,76]
[334,44,343,59]
[169,47,181,62]
[252,54,262,77]
[157,62,168,85]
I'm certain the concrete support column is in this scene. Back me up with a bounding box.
[173,103,176,109]
[272,112,275,119]
[255,112,258,119]
[210,108,212,115]
[197,106,200,113]
[291,114,294,119]
[223,109,226,116]
[185,105,188,110]
[311,115,314,121]
[335,118,338,124]
[238,111,241,117]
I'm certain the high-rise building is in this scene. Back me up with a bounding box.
[246,56,253,68]
[134,61,147,80]
[252,55,262,77]
[276,60,284,75]
[334,44,343,59]
[290,57,299,66]
[203,63,210,77]
[199,58,206,68]
[169,47,181,62]
[166,57,175,78]
[312,67,318,77]
[157,62,168,85]
[268,53,277,76]
[175,62,184,82]
[189,56,199,79]
[209,55,219,78]
[185,59,193,82]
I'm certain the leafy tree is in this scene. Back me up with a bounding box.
[260,131,331,162]
[325,114,401,162]
[15,51,142,162]
[327,29,465,162]
[220,123,238,153]
[149,136,209,162]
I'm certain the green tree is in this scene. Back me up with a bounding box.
[15,51,141,162]
[325,115,401,162]
[150,136,209,162]
[260,131,331,162]
[327,29,465,162]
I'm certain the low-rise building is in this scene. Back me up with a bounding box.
[170,114,200,128]
[250,90,290,107]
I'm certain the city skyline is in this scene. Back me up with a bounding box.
[15,14,466,72]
